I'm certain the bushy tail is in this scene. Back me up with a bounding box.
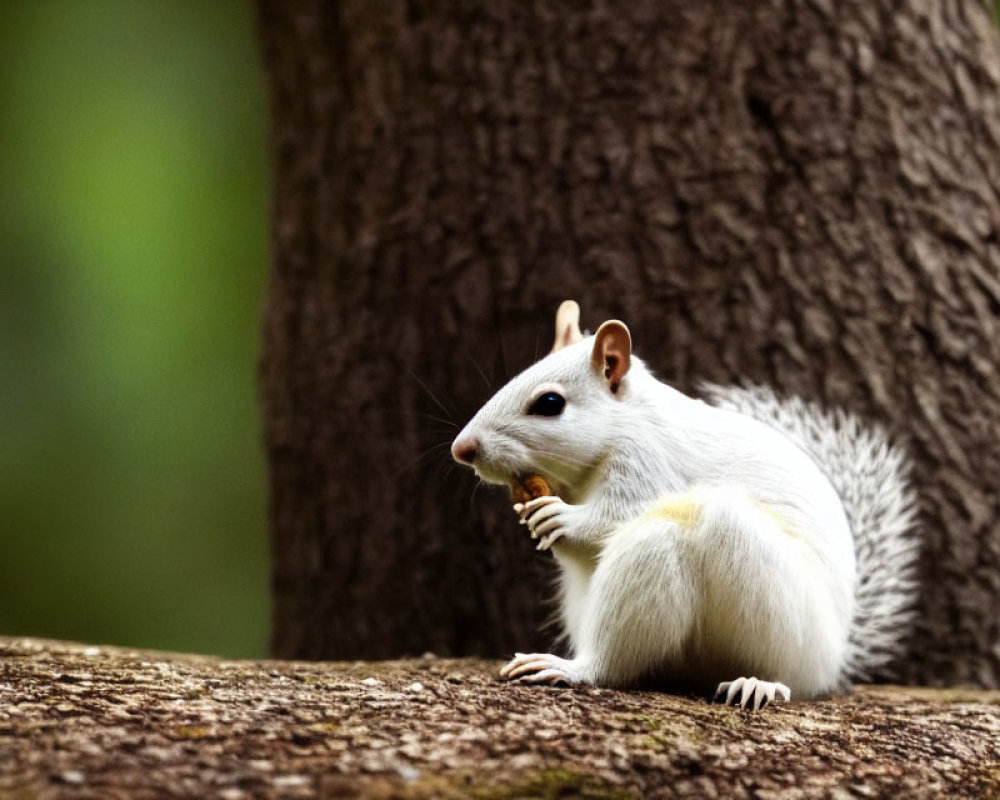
[700,383,920,682]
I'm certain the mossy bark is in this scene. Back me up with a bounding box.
[2,638,998,798]
[258,1,1000,685]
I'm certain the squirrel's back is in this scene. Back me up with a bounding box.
[701,383,920,682]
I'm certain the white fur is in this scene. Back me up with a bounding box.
[701,383,919,681]
[454,332,915,702]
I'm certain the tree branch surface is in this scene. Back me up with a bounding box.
[1,638,998,798]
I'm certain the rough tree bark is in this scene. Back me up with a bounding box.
[2,637,998,798]
[259,1,1000,686]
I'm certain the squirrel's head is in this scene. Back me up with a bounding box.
[451,300,635,495]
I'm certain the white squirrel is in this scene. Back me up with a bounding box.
[451,300,919,709]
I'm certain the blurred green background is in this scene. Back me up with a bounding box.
[0,1,269,657]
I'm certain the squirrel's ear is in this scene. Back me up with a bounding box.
[550,300,583,353]
[591,320,631,394]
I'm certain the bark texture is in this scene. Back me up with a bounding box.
[259,1,1000,686]
[2,638,999,799]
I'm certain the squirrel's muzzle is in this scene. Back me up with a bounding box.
[451,434,479,465]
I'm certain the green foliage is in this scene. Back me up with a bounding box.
[0,1,269,656]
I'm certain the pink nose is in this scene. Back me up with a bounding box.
[451,435,479,465]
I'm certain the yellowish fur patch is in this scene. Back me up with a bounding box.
[645,495,702,527]
[645,493,805,546]
[751,500,805,544]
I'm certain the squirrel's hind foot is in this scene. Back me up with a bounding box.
[715,677,791,710]
[499,652,589,686]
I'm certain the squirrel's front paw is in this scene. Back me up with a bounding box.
[513,496,574,550]
[715,677,791,710]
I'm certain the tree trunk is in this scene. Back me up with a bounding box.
[258,1,1000,687]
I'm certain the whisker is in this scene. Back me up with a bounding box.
[467,482,480,518]
[416,412,460,430]
[405,368,455,421]
[493,334,509,387]
[467,353,493,393]
[436,458,460,484]
[393,440,453,479]
[508,443,591,471]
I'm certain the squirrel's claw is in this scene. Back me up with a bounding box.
[514,667,573,686]
[715,677,790,710]
[515,496,572,547]
[500,652,585,686]
[536,531,564,550]
[516,496,562,523]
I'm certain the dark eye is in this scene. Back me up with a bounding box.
[528,392,566,416]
